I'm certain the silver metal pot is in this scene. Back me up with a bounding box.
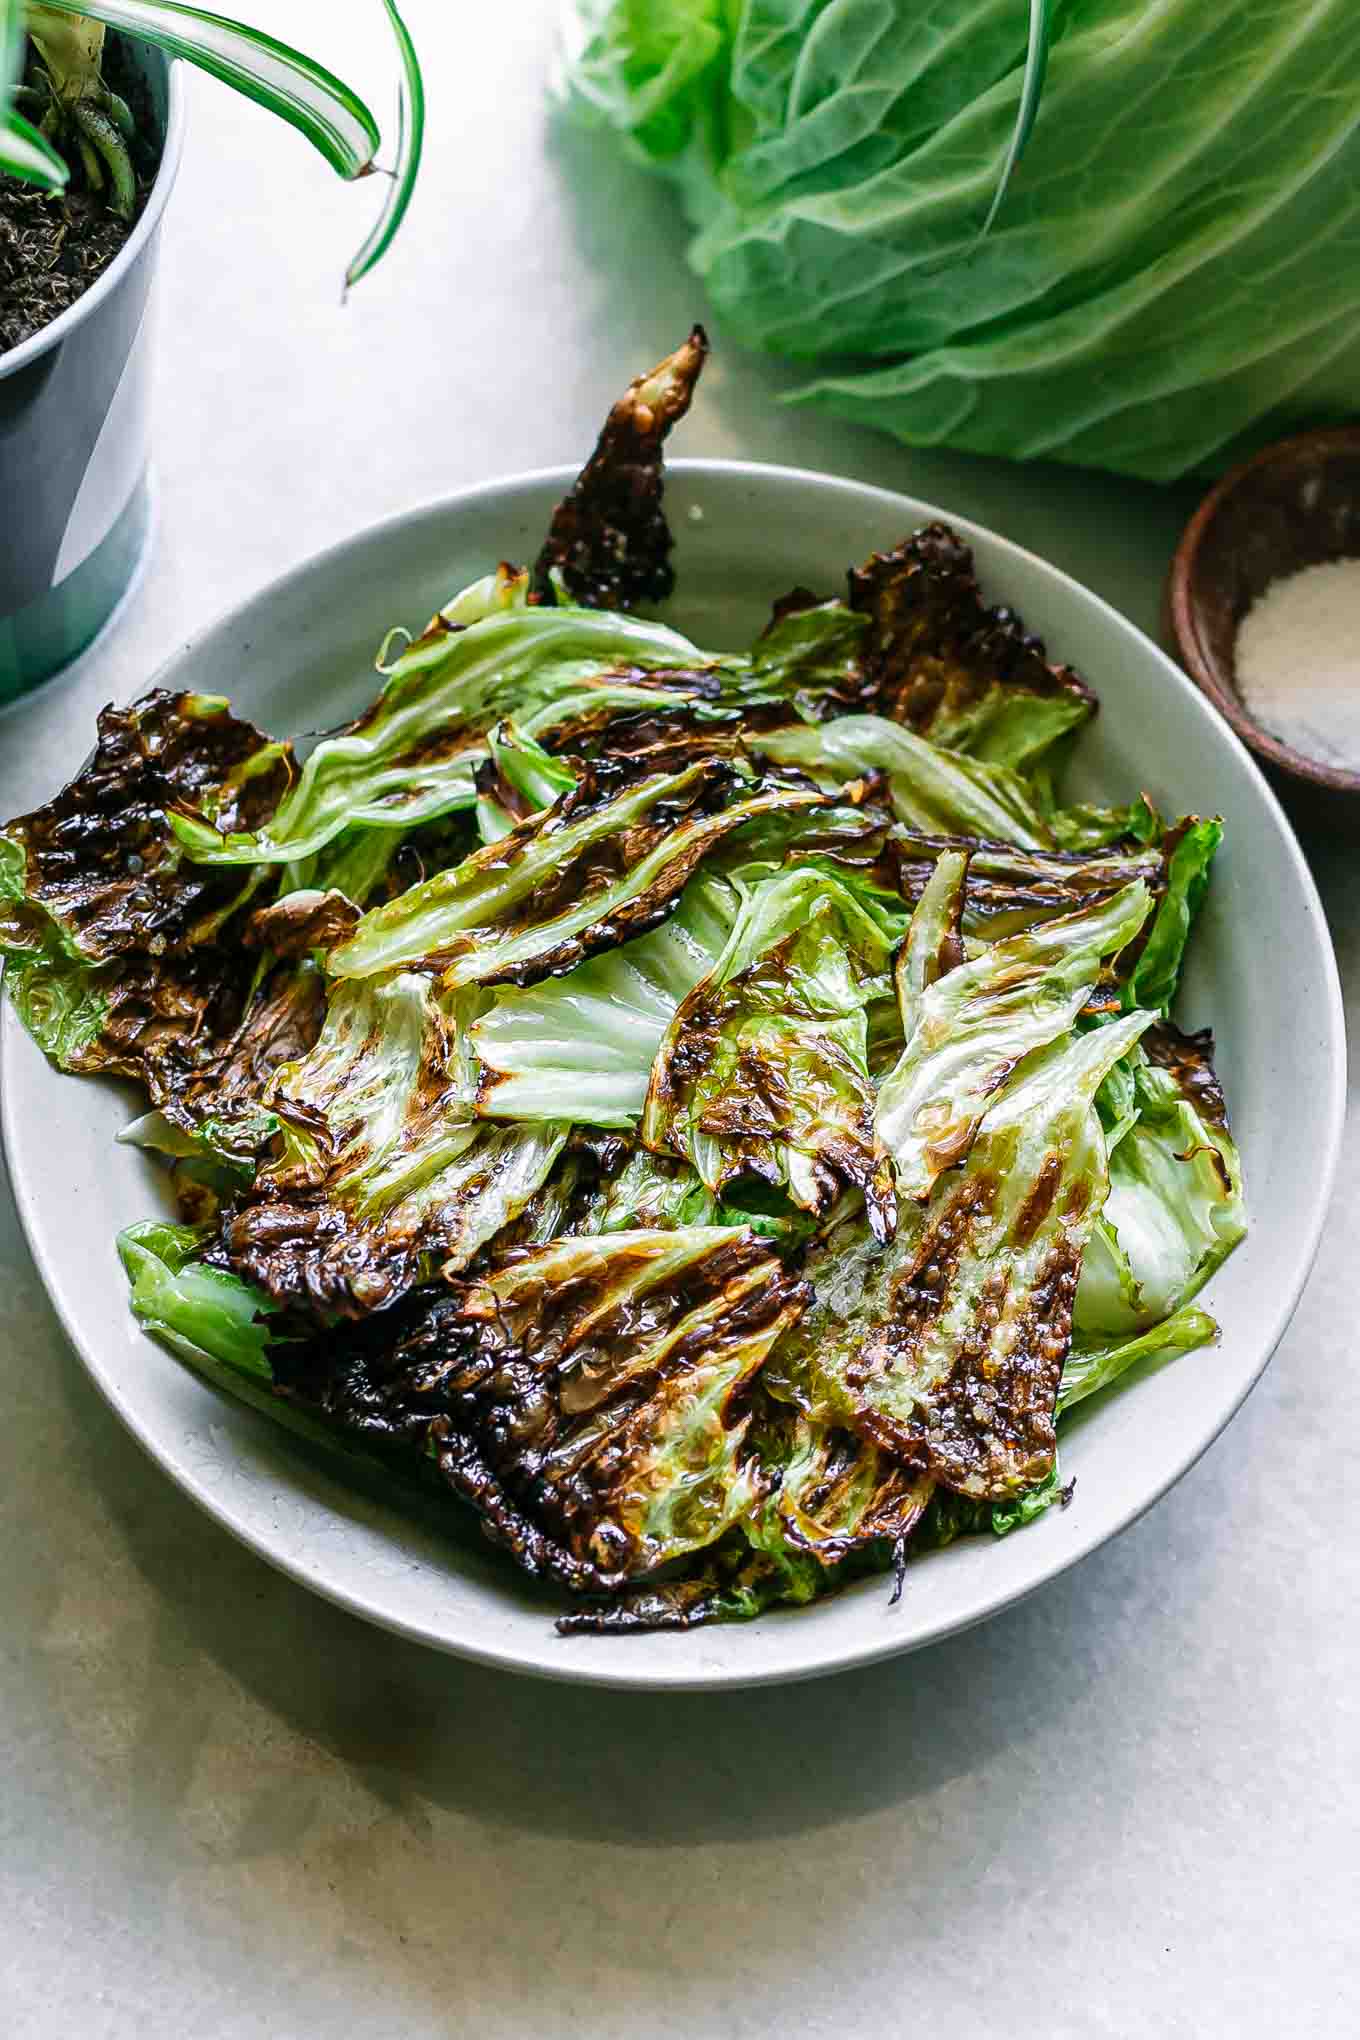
[0,39,184,706]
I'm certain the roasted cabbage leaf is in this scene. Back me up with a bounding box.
[848,526,1095,768]
[776,1009,1153,1500]
[472,873,738,1125]
[168,599,710,869]
[220,972,566,1313]
[532,325,708,608]
[877,878,1153,1201]
[0,691,315,1112]
[329,758,826,985]
[0,688,290,964]
[1073,1023,1245,1339]
[891,835,1164,946]
[273,1226,809,1592]
[642,867,900,1238]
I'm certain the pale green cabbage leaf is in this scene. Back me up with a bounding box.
[564,0,1360,480]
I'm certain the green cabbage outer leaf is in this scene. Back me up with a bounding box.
[772,1007,1153,1500]
[1073,1032,1245,1338]
[472,873,738,1125]
[1060,1305,1220,1414]
[568,1,1360,481]
[119,1219,278,1380]
[642,867,900,1236]
[877,878,1152,1200]
[1124,817,1222,1016]
[329,759,825,985]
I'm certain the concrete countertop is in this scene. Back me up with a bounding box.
[2,6,1355,2034]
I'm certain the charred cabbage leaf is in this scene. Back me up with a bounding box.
[759,1406,934,1569]
[472,873,737,1125]
[776,1010,1153,1501]
[0,689,290,964]
[891,836,1165,947]
[3,947,323,1167]
[273,1226,808,1592]
[757,713,1055,848]
[642,868,900,1239]
[849,527,1096,769]
[1123,817,1222,1015]
[1060,1306,1220,1415]
[118,1221,461,1496]
[877,879,1153,1201]
[913,1458,1072,1549]
[716,598,872,720]
[532,325,708,608]
[329,758,826,986]
[168,596,710,869]
[120,1219,279,1381]
[582,1145,719,1230]
[759,714,1149,853]
[221,973,566,1313]
[894,848,967,1042]
[473,720,580,843]
[0,690,317,1114]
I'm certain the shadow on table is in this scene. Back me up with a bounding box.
[34,1288,1140,1854]
[11,1134,1349,2029]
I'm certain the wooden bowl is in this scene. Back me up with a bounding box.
[1164,426,1360,830]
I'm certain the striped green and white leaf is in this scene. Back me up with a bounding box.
[1,0,68,189]
[980,0,1051,233]
[30,0,422,279]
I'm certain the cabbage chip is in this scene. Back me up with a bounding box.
[643,865,902,1236]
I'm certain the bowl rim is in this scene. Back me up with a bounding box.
[2,456,1348,1690]
[1166,424,1360,795]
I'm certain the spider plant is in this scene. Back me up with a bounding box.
[0,0,422,287]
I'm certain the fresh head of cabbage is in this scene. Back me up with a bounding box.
[565,0,1360,480]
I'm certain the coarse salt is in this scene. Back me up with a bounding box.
[1235,556,1360,772]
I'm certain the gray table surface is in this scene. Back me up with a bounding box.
[2,8,1356,2035]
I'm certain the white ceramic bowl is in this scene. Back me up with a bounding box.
[2,462,1345,1690]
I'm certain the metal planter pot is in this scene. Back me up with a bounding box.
[0,40,184,707]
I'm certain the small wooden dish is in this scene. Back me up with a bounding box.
[1164,425,1360,827]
